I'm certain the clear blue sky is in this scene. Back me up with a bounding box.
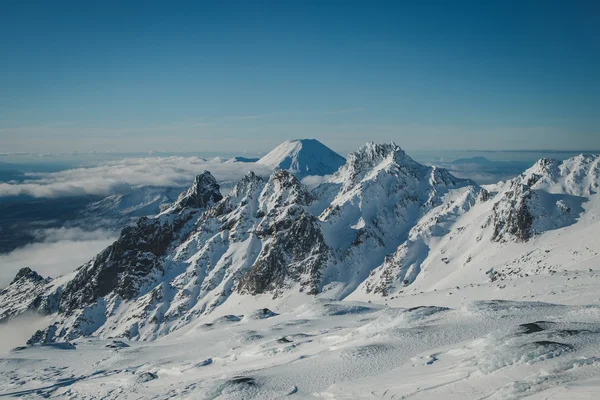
[1,0,598,153]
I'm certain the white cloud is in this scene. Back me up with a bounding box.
[301,174,332,189]
[0,313,53,353]
[0,228,118,288]
[0,156,273,198]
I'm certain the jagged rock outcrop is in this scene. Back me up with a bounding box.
[170,171,223,211]
[58,172,224,315]
[488,157,589,243]
[0,268,54,320]
[239,209,328,296]
[59,217,175,313]
[11,267,44,285]
[22,169,330,342]
[490,182,535,242]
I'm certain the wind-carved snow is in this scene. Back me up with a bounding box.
[3,298,600,399]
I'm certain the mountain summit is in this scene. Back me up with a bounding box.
[257,139,346,178]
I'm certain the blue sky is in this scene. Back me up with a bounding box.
[1,0,598,153]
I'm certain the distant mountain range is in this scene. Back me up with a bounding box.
[2,139,598,345]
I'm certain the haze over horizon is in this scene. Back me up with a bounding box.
[2,1,598,153]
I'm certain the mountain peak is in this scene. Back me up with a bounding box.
[257,139,346,178]
[172,171,222,210]
[347,141,408,166]
[11,267,45,285]
[517,154,600,195]
[228,171,265,197]
[334,142,421,186]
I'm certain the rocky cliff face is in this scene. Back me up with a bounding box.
[488,158,588,243]
[170,171,223,211]
[2,146,597,344]
[0,268,52,320]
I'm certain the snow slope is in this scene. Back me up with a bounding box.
[2,279,600,399]
[257,139,346,178]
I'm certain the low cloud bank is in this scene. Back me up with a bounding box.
[431,157,528,185]
[301,174,332,189]
[0,156,273,198]
[0,227,117,288]
[0,313,53,353]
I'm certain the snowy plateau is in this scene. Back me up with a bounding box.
[1,140,600,399]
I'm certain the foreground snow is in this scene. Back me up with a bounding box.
[2,272,600,399]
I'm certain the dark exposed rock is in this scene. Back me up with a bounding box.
[106,340,130,349]
[212,315,242,324]
[135,372,158,382]
[489,175,582,243]
[172,171,223,211]
[238,209,328,296]
[528,340,575,351]
[11,267,45,285]
[491,183,534,242]
[247,308,278,320]
[478,188,492,202]
[27,324,58,345]
[227,376,256,386]
[519,322,549,334]
[59,217,175,312]
[0,267,54,321]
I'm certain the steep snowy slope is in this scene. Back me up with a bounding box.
[257,139,346,178]
[15,169,329,342]
[313,142,481,298]
[352,153,600,299]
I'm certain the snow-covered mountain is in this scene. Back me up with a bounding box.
[4,142,598,346]
[1,144,600,399]
[257,139,346,178]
